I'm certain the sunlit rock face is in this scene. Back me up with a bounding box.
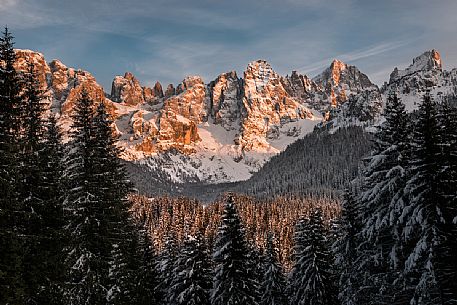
[240,60,314,151]
[19,48,441,182]
[14,50,115,121]
[208,71,243,131]
[313,59,377,108]
[111,72,145,106]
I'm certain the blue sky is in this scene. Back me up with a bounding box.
[2,0,457,91]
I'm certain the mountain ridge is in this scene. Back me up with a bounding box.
[11,48,456,184]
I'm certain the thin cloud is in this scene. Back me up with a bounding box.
[299,40,415,76]
[0,0,17,11]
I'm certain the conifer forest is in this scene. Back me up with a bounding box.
[1,14,457,305]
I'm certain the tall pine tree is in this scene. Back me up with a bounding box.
[20,62,52,305]
[288,209,337,305]
[90,102,136,304]
[133,214,161,305]
[259,232,287,305]
[169,233,212,305]
[63,89,110,305]
[358,93,411,305]
[333,190,362,305]
[211,195,258,305]
[0,26,25,304]
[435,97,457,305]
[40,114,66,305]
[402,93,446,305]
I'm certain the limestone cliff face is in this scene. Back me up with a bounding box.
[14,50,113,121]
[154,76,207,152]
[240,60,313,150]
[208,71,243,131]
[111,72,145,106]
[14,49,50,92]
[313,59,377,108]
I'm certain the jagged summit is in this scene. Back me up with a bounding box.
[389,49,442,83]
[312,59,378,108]
[313,59,374,88]
[384,49,456,111]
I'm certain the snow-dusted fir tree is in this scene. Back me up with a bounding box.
[333,190,361,305]
[40,114,66,305]
[0,26,25,304]
[20,63,66,305]
[169,233,212,305]
[402,93,446,305]
[63,89,111,305]
[90,101,135,304]
[158,232,178,305]
[20,62,47,302]
[288,209,337,305]
[133,215,160,305]
[211,195,258,305]
[358,93,411,304]
[260,232,287,305]
[435,97,457,303]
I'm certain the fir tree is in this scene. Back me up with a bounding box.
[0,26,25,304]
[63,89,110,305]
[158,232,178,305]
[424,96,457,305]
[133,215,160,305]
[211,195,258,305]
[402,93,445,305]
[260,232,287,305]
[40,114,66,305]
[20,62,51,305]
[358,93,411,305]
[90,101,135,303]
[288,209,337,305]
[435,98,457,305]
[169,233,212,305]
[333,190,361,305]
[107,243,130,305]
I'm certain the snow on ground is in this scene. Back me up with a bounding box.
[140,113,322,184]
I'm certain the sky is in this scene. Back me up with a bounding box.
[2,0,457,91]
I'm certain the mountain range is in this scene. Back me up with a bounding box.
[13,48,456,185]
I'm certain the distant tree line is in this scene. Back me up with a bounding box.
[125,126,372,202]
[129,193,339,269]
[234,126,373,199]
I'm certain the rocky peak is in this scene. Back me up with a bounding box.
[329,59,347,86]
[153,81,164,98]
[244,60,277,92]
[164,84,176,98]
[241,60,314,151]
[14,49,50,91]
[412,49,442,71]
[313,60,376,107]
[209,71,243,131]
[110,72,145,106]
[282,70,320,101]
[143,81,164,104]
[389,49,442,83]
